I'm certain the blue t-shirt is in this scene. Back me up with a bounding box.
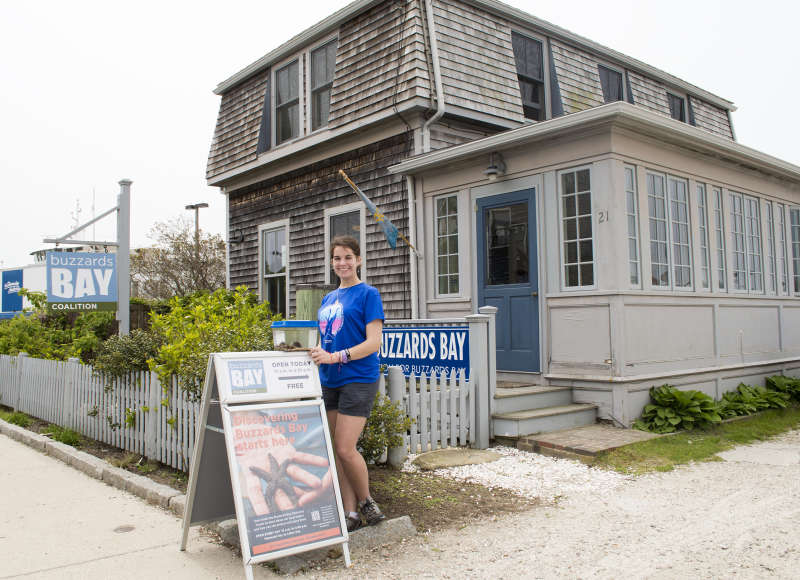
[317,282,384,388]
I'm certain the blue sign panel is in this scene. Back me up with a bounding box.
[46,251,117,311]
[379,326,469,378]
[1,269,23,313]
[228,360,268,395]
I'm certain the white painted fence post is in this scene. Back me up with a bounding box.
[465,314,490,449]
[63,357,80,429]
[14,352,27,412]
[387,366,407,468]
[146,372,161,460]
[478,305,498,437]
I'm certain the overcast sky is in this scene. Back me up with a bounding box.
[1,0,798,269]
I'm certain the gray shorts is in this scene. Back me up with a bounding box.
[322,380,380,418]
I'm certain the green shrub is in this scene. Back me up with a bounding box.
[0,289,114,362]
[766,375,800,402]
[93,329,165,379]
[718,383,789,418]
[148,287,280,398]
[6,411,32,428]
[358,394,414,464]
[633,385,721,434]
[44,424,82,447]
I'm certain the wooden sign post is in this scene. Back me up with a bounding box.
[180,351,350,579]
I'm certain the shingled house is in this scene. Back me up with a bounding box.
[208,0,800,427]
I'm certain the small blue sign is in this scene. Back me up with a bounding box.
[46,251,117,311]
[2,269,23,313]
[380,327,469,378]
[228,360,268,395]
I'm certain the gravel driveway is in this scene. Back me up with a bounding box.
[306,430,800,579]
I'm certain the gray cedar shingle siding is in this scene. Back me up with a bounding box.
[628,70,733,139]
[228,133,413,320]
[550,40,605,114]
[433,0,523,122]
[329,0,431,128]
[206,70,269,180]
[691,96,734,140]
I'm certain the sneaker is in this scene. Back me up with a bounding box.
[358,497,386,526]
[346,514,363,533]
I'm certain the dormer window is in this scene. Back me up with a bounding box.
[667,92,686,122]
[598,65,623,103]
[512,32,545,121]
[311,40,337,131]
[275,60,300,144]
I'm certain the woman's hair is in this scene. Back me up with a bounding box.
[330,236,361,259]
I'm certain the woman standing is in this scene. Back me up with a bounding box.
[310,236,386,532]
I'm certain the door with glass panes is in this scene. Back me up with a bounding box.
[476,189,540,372]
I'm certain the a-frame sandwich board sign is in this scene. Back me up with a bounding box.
[180,351,350,579]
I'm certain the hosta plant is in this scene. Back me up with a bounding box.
[718,383,789,418]
[633,385,721,434]
[765,375,800,403]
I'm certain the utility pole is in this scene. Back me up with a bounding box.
[185,202,208,285]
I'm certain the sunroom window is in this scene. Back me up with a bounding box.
[647,172,691,289]
[560,168,594,288]
[435,194,459,296]
[729,191,763,293]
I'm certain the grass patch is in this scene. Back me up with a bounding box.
[4,410,32,428]
[596,406,800,474]
[43,424,83,447]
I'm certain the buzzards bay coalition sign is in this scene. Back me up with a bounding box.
[46,251,117,311]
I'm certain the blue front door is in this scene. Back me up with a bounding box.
[477,189,540,372]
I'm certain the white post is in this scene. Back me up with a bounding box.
[387,366,407,467]
[63,357,80,429]
[14,352,27,412]
[478,305,498,437]
[117,179,131,336]
[466,314,490,449]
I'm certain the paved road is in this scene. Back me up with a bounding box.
[3,430,800,579]
[0,434,272,580]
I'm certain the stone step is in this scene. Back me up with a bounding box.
[493,385,573,414]
[492,403,598,438]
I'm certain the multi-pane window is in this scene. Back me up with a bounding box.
[311,40,336,131]
[327,209,361,284]
[435,195,459,295]
[598,65,623,103]
[777,203,789,294]
[560,168,594,287]
[696,184,711,289]
[260,226,287,317]
[791,208,800,293]
[647,173,691,288]
[624,165,640,286]
[712,187,727,290]
[275,60,299,144]
[729,192,763,292]
[667,93,686,122]
[512,32,545,121]
[765,202,778,293]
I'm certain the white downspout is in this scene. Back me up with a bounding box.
[406,175,419,319]
[422,0,445,153]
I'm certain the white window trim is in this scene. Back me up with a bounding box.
[624,164,640,288]
[711,186,728,293]
[775,202,790,296]
[433,192,461,298]
[305,34,338,136]
[666,90,688,123]
[510,29,551,121]
[646,170,693,292]
[695,182,712,291]
[557,165,597,291]
[789,206,800,296]
[728,190,765,294]
[257,219,290,316]
[324,202,366,285]
[271,55,304,148]
[597,61,627,104]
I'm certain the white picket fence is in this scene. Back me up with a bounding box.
[0,354,200,471]
[0,354,477,470]
[402,369,475,453]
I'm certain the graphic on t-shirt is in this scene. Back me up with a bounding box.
[319,301,343,342]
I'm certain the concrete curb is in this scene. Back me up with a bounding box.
[0,417,417,573]
[0,417,186,517]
